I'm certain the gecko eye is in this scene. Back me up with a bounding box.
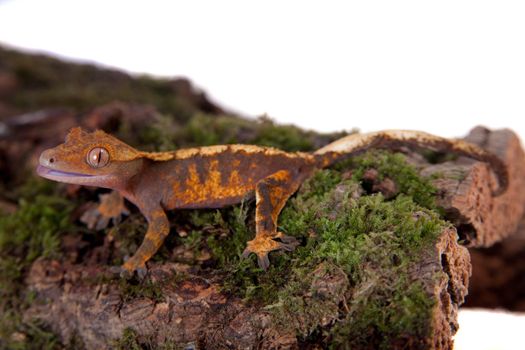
[87,147,110,168]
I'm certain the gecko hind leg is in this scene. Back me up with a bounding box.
[242,170,304,270]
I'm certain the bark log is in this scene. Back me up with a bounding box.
[422,127,525,247]
[465,215,525,311]
[22,127,525,349]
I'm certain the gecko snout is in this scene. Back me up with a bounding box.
[39,150,57,167]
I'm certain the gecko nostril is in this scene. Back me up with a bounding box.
[49,157,55,164]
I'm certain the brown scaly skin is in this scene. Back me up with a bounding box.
[37,127,508,277]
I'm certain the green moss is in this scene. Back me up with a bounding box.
[135,113,180,152]
[118,278,165,303]
[266,191,443,346]
[112,327,182,350]
[298,169,343,200]
[137,113,344,153]
[117,273,185,303]
[0,319,65,350]
[175,114,245,147]
[107,212,148,266]
[250,116,315,151]
[173,114,319,151]
[0,191,74,309]
[265,261,346,336]
[113,328,143,350]
[421,149,459,164]
[0,48,195,121]
[328,279,434,349]
[205,204,253,266]
[344,150,438,209]
[0,177,78,349]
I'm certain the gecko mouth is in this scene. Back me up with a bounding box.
[37,165,95,178]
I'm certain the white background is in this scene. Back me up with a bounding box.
[1,0,524,139]
[1,1,524,349]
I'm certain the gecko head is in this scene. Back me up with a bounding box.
[37,127,144,189]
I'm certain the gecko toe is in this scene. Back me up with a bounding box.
[241,247,268,270]
[241,247,253,259]
[273,233,300,252]
[119,259,146,280]
[119,267,133,280]
[242,234,300,269]
[279,242,296,252]
[95,216,110,231]
[136,267,148,280]
[275,233,299,245]
[242,249,272,271]
[109,265,122,277]
[257,253,270,271]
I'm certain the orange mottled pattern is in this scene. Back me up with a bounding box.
[151,147,315,210]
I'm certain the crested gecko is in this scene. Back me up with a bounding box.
[37,127,508,277]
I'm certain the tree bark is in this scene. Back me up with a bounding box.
[422,127,525,247]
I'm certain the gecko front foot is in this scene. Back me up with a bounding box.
[242,232,299,270]
[81,191,129,230]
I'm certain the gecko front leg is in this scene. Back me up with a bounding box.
[121,205,169,278]
[81,191,129,230]
[242,169,306,270]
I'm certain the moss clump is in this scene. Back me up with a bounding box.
[421,149,459,164]
[204,205,253,267]
[0,320,66,350]
[117,278,167,303]
[0,185,74,309]
[236,191,442,347]
[106,212,148,266]
[112,328,143,350]
[170,113,320,151]
[116,273,186,303]
[137,113,346,154]
[328,279,434,349]
[0,180,92,349]
[249,116,316,152]
[112,327,181,350]
[0,177,78,350]
[171,114,249,148]
[344,150,438,209]
[0,48,195,121]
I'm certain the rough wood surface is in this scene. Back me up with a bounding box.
[424,228,470,350]
[20,127,525,350]
[422,127,525,247]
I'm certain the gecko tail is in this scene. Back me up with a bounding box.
[314,130,509,196]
